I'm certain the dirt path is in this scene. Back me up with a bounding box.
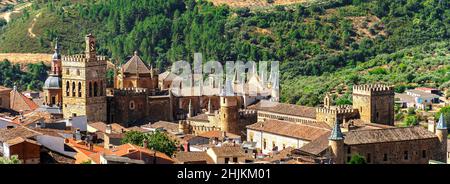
[27,11,41,38]
[0,2,32,22]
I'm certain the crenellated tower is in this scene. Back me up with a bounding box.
[352,84,394,126]
[62,34,107,122]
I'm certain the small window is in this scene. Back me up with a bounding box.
[347,147,351,154]
[129,101,135,110]
[224,157,230,164]
[233,157,238,163]
[77,69,80,76]
[347,156,351,163]
[282,144,286,150]
[404,151,409,160]
[383,154,388,161]
[66,69,70,75]
[263,139,267,150]
[367,153,371,163]
[422,150,426,158]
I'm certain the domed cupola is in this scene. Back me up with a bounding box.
[43,75,62,89]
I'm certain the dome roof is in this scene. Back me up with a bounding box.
[43,76,62,89]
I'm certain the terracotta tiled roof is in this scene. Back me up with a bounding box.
[5,137,40,146]
[248,100,316,119]
[122,53,151,74]
[143,121,179,133]
[198,130,241,140]
[247,119,330,141]
[0,126,41,142]
[88,122,127,133]
[344,126,438,145]
[187,114,210,122]
[209,145,247,157]
[298,132,331,156]
[174,151,213,164]
[10,89,39,113]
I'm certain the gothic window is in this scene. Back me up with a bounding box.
[78,82,82,97]
[89,82,93,97]
[72,82,76,97]
[93,82,98,97]
[66,81,70,96]
[77,69,80,76]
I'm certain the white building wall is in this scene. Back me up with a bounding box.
[35,135,76,158]
[247,129,310,154]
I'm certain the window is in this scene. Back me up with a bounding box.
[272,141,276,150]
[282,144,286,150]
[404,151,409,160]
[383,154,388,161]
[89,82,93,97]
[224,157,230,164]
[66,69,69,75]
[72,82,76,97]
[263,139,267,150]
[422,150,426,158]
[233,157,238,163]
[347,147,351,154]
[78,82,82,97]
[129,101,135,110]
[72,113,77,117]
[93,82,98,97]
[76,69,80,76]
[367,153,371,163]
[66,81,70,96]
[347,156,351,163]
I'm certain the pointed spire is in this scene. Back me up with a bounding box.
[437,113,447,130]
[329,120,344,141]
[54,38,60,51]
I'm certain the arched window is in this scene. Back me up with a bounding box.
[66,81,70,96]
[72,82,76,97]
[89,82,93,97]
[78,82,82,97]
[94,82,98,97]
[99,81,103,96]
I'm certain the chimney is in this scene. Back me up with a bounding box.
[105,124,112,134]
[428,117,436,133]
[74,129,81,141]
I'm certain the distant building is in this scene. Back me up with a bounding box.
[396,89,441,110]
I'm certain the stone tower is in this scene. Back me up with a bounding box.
[329,120,345,164]
[62,34,107,122]
[435,113,448,162]
[352,84,394,126]
[43,39,62,107]
[219,80,239,134]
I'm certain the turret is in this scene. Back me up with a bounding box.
[435,113,448,162]
[219,80,239,134]
[85,34,96,59]
[324,93,331,108]
[51,38,62,76]
[329,120,345,164]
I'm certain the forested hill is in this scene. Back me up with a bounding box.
[0,0,448,105]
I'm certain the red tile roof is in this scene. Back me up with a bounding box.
[247,119,330,141]
[10,89,39,113]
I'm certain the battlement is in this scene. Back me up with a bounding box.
[62,55,108,63]
[113,87,148,96]
[316,105,357,115]
[239,109,257,118]
[353,84,394,96]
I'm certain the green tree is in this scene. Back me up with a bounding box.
[403,115,419,127]
[435,106,450,126]
[0,155,22,164]
[122,131,177,157]
[348,154,366,164]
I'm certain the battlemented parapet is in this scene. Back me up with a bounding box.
[113,88,149,96]
[316,105,359,127]
[353,84,394,96]
[352,84,395,126]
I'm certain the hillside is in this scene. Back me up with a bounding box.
[0,0,448,104]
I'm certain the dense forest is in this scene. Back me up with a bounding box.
[0,0,448,104]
